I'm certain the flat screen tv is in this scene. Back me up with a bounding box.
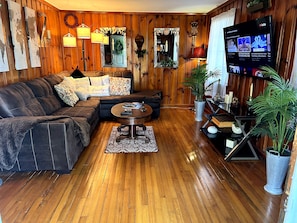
[223,15,274,78]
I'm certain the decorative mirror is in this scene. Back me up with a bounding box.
[154,28,180,68]
[100,27,127,68]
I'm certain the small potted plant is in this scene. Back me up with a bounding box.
[248,66,297,195]
[183,64,220,121]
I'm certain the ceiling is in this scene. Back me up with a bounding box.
[44,0,227,14]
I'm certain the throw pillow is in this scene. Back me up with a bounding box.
[74,77,90,90]
[63,76,76,89]
[109,77,131,95]
[71,68,85,78]
[89,85,110,96]
[54,82,79,106]
[75,87,90,101]
[89,75,110,86]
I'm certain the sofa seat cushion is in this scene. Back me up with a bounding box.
[52,105,99,134]
[25,78,62,115]
[75,98,100,108]
[52,106,97,124]
[0,82,46,118]
[99,95,145,104]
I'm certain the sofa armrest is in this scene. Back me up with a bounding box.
[1,117,86,173]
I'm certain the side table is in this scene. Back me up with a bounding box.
[202,98,259,161]
[111,102,152,143]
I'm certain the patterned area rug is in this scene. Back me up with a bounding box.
[105,126,158,153]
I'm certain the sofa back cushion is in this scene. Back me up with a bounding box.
[25,78,62,115]
[109,77,131,95]
[0,82,46,118]
[43,74,64,86]
[96,70,134,94]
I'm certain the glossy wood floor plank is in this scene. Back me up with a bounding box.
[0,108,281,223]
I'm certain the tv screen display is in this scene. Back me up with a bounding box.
[223,15,274,78]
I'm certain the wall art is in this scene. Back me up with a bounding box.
[0,12,9,72]
[24,7,41,68]
[7,0,28,70]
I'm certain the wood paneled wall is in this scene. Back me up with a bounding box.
[58,11,208,106]
[0,0,296,109]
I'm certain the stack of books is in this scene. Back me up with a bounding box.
[211,114,235,128]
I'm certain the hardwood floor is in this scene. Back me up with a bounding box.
[0,108,281,223]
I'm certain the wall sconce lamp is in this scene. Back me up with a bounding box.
[63,32,77,47]
[63,22,110,70]
[190,45,206,59]
[103,35,109,45]
[76,22,91,71]
[77,23,91,39]
[135,34,146,58]
[190,44,207,66]
[91,28,103,43]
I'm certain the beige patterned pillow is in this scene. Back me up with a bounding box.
[109,77,131,95]
[54,82,79,106]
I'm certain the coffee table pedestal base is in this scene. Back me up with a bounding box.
[116,125,150,143]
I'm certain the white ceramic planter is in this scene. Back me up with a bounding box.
[264,148,290,195]
[194,100,205,122]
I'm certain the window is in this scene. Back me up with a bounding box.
[206,8,236,97]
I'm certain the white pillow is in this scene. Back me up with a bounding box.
[74,77,90,90]
[63,76,76,89]
[54,82,79,106]
[89,75,110,86]
[89,85,110,96]
[75,87,90,101]
[109,77,131,95]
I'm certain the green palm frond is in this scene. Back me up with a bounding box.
[183,64,220,101]
[249,66,297,154]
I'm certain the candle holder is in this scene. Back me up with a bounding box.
[247,96,253,113]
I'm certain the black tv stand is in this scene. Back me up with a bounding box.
[201,98,259,161]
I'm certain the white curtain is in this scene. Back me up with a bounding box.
[206,8,236,97]
[289,30,297,87]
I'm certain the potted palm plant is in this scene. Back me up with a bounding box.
[248,66,297,195]
[183,64,220,121]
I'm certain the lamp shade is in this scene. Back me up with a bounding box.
[63,33,77,47]
[91,29,103,43]
[77,23,91,39]
[103,35,109,45]
[191,45,206,58]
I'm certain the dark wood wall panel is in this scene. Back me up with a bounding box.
[0,0,296,110]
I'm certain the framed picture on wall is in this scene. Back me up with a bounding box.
[24,7,41,68]
[7,0,28,70]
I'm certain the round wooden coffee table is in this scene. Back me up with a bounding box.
[111,102,153,143]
